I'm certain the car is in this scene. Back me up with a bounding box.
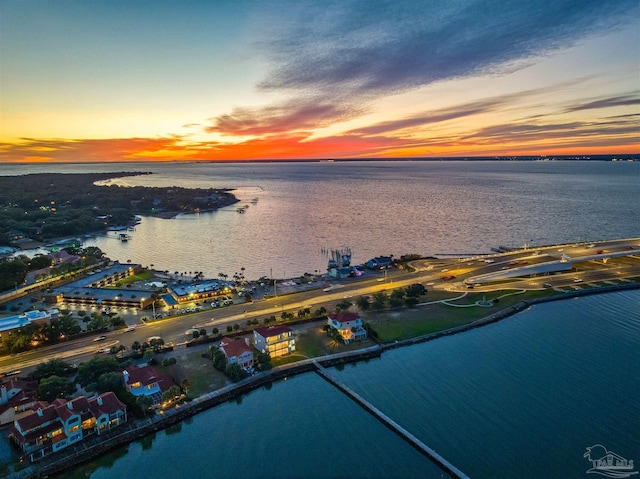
[124,326,136,333]
[211,301,220,308]
[93,335,107,342]
[573,278,583,283]
[543,283,552,288]
[442,275,455,282]
[596,249,604,254]
[222,299,234,306]
[147,336,162,343]
[323,286,333,292]
[466,284,474,289]
[507,261,517,265]
[185,328,198,336]
[518,260,528,265]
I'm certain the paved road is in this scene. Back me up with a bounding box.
[2,237,638,375]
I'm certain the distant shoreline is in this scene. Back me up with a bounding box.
[1,154,638,167]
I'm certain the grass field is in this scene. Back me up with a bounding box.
[367,288,559,342]
[156,348,228,398]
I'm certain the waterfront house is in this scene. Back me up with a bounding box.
[365,256,392,270]
[219,337,254,369]
[123,365,173,405]
[253,326,296,358]
[9,392,127,462]
[327,312,368,344]
[0,378,38,426]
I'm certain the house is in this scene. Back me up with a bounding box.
[123,365,173,405]
[328,267,352,279]
[327,312,368,344]
[365,256,392,270]
[49,250,80,265]
[253,326,296,358]
[0,309,59,344]
[9,392,126,462]
[0,378,38,426]
[219,337,254,369]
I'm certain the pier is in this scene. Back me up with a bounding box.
[313,361,470,479]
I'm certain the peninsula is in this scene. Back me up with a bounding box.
[0,172,238,247]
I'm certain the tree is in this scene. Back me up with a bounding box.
[211,327,219,336]
[199,328,207,337]
[371,292,387,311]
[389,289,405,308]
[29,358,73,381]
[404,296,420,308]
[335,300,353,312]
[38,375,75,402]
[76,356,121,390]
[181,378,190,396]
[255,351,272,370]
[405,283,427,297]
[355,296,370,311]
[192,330,200,340]
[95,371,125,393]
[225,363,247,382]
[226,325,233,333]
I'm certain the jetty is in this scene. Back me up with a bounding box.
[313,361,470,479]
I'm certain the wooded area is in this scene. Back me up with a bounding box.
[0,172,238,245]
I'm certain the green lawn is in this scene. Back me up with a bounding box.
[156,349,228,398]
[102,270,156,288]
[367,288,560,342]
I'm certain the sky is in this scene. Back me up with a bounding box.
[1,0,639,162]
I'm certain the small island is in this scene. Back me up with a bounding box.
[0,172,238,248]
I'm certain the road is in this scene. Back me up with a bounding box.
[2,237,638,374]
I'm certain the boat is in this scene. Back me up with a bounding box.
[250,197,259,204]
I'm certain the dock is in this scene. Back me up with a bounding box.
[313,361,470,479]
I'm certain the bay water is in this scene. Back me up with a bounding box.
[1,160,638,478]
[65,290,640,479]
[2,160,638,278]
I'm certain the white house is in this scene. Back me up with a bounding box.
[219,337,254,369]
[123,365,173,405]
[253,325,296,358]
[327,312,368,344]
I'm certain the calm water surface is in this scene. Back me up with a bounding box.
[1,161,638,478]
[65,290,640,479]
[1,161,638,278]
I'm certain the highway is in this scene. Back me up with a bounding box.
[2,237,638,375]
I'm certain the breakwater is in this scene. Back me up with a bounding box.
[8,283,638,479]
[314,361,470,479]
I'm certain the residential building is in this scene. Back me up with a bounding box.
[253,326,296,358]
[365,256,393,270]
[122,365,173,405]
[0,309,59,345]
[0,378,38,426]
[327,312,368,344]
[9,392,127,462]
[219,337,254,369]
